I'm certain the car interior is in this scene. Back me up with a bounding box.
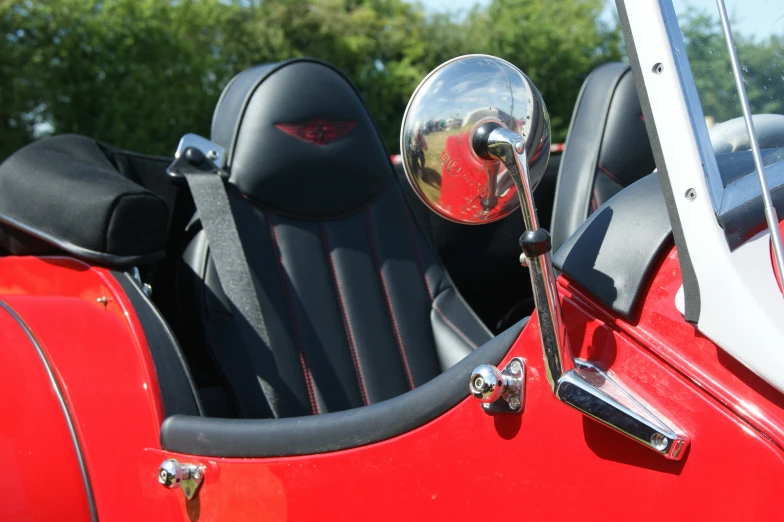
[0,57,658,437]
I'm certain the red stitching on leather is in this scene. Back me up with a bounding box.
[365,207,415,390]
[321,222,369,405]
[432,299,478,350]
[404,209,433,300]
[597,164,622,185]
[591,191,600,212]
[268,212,320,415]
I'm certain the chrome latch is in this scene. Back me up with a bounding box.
[158,459,204,500]
[469,357,525,413]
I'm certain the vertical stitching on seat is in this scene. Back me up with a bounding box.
[597,164,622,185]
[365,207,415,390]
[321,222,369,405]
[432,300,478,350]
[404,210,434,301]
[268,212,320,415]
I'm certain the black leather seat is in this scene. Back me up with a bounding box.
[550,63,655,252]
[177,59,492,419]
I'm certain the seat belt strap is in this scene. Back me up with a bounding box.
[169,141,280,418]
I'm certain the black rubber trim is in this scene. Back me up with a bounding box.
[160,317,526,457]
[616,0,701,323]
[0,211,165,267]
[0,299,98,522]
[112,272,204,417]
[552,173,672,320]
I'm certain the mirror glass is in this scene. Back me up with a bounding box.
[400,55,550,224]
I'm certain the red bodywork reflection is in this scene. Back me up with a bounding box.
[437,132,514,219]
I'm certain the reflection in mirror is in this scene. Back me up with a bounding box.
[400,55,550,224]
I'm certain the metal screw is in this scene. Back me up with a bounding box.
[206,149,219,161]
[685,188,697,201]
[519,252,528,267]
[652,63,664,74]
[508,397,521,410]
[650,432,668,451]
[515,141,524,153]
[510,360,522,374]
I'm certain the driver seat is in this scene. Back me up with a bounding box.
[550,63,656,252]
[176,59,492,419]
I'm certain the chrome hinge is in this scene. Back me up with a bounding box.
[158,459,204,500]
[469,357,525,413]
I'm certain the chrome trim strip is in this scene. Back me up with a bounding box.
[0,300,99,521]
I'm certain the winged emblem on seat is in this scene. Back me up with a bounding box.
[274,118,357,145]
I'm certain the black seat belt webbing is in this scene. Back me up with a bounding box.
[184,172,280,418]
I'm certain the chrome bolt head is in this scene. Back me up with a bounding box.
[158,459,180,488]
[650,433,668,452]
[508,396,522,410]
[510,360,522,374]
[470,364,505,403]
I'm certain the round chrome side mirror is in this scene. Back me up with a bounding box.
[400,55,550,224]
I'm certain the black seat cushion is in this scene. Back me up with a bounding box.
[177,59,492,419]
[550,63,655,252]
[0,134,172,265]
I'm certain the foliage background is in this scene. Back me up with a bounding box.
[0,0,781,160]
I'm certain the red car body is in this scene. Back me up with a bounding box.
[2,241,782,521]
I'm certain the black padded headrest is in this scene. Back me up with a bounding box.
[0,134,170,265]
[594,64,655,187]
[211,59,393,217]
[551,63,656,252]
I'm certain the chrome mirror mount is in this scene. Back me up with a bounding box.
[402,55,689,460]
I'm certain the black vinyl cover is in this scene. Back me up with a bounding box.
[552,173,672,320]
[0,134,170,265]
[160,318,525,457]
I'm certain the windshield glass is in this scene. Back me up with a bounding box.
[672,0,784,192]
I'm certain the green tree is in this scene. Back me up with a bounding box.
[1,0,235,157]
[0,0,625,157]
[469,0,623,141]
[680,8,784,125]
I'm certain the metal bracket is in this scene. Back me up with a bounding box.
[158,459,204,500]
[557,360,688,459]
[167,133,227,181]
[469,357,525,413]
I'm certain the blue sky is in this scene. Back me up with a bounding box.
[422,0,783,39]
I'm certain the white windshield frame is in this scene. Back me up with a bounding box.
[616,0,784,394]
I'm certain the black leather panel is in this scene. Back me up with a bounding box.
[160,318,526,458]
[551,63,654,252]
[590,169,624,214]
[181,185,489,418]
[325,208,412,403]
[367,188,443,387]
[113,272,202,417]
[552,173,672,320]
[213,59,392,218]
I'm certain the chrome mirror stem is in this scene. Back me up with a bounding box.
[485,127,690,460]
[486,127,574,389]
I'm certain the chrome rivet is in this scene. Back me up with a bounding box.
[206,149,219,161]
[651,432,668,451]
[685,188,697,201]
[515,141,524,153]
[508,397,521,410]
[652,63,664,74]
[510,360,522,374]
